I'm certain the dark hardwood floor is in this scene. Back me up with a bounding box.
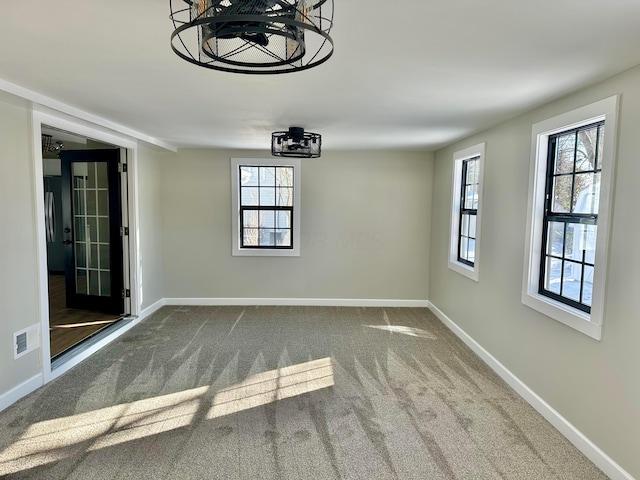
[48,275,121,358]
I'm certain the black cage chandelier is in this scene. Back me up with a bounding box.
[272,127,321,157]
[170,0,334,74]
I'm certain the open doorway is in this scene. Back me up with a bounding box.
[42,126,130,359]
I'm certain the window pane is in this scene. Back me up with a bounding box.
[276,167,294,187]
[467,158,479,185]
[75,218,86,242]
[544,257,562,294]
[554,134,575,174]
[87,217,97,242]
[585,224,597,264]
[576,128,598,172]
[259,210,276,229]
[461,214,469,237]
[583,266,594,306]
[73,175,86,189]
[76,269,87,295]
[459,237,468,259]
[98,190,109,216]
[596,126,605,171]
[89,270,99,295]
[87,163,97,188]
[572,173,600,214]
[241,187,259,206]
[99,244,110,269]
[572,224,598,264]
[464,186,477,209]
[564,223,577,259]
[243,228,259,246]
[277,210,291,228]
[100,271,111,296]
[74,190,85,215]
[551,175,572,213]
[75,242,87,268]
[96,162,108,188]
[98,217,109,243]
[240,166,258,186]
[568,224,586,262]
[89,243,99,269]
[243,210,259,228]
[547,221,565,256]
[468,214,477,238]
[259,187,275,206]
[260,167,276,186]
[563,261,582,301]
[259,230,276,246]
[276,230,291,247]
[467,239,475,261]
[277,187,293,206]
[87,190,97,215]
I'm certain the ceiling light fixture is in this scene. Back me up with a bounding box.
[49,141,65,154]
[41,134,65,156]
[170,0,334,75]
[271,127,321,157]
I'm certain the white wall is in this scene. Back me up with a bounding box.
[0,92,41,396]
[429,64,640,478]
[136,144,169,310]
[161,149,433,302]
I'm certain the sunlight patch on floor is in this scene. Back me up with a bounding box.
[207,356,334,419]
[364,325,437,339]
[0,357,334,476]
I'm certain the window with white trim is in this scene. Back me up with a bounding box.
[231,158,301,257]
[522,96,619,340]
[540,121,603,312]
[449,143,485,281]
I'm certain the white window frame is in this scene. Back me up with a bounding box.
[521,95,619,340]
[231,157,301,257]
[448,143,485,281]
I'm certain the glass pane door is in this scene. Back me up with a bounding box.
[72,162,111,298]
[60,149,124,314]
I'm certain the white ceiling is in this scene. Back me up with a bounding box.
[2,0,640,152]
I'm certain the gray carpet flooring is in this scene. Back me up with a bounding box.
[0,306,607,479]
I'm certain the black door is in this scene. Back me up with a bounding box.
[60,149,124,314]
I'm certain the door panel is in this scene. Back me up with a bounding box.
[60,149,124,314]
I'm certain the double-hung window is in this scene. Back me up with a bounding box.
[449,143,485,281]
[539,121,603,313]
[458,156,480,266]
[522,96,619,340]
[231,158,301,256]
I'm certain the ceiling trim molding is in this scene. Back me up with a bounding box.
[0,77,177,152]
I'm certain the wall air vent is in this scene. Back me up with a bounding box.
[14,324,40,359]
[16,333,27,355]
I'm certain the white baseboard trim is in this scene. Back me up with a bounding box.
[164,297,430,308]
[140,298,166,318]
[427,301,635,480]
[0,374,42,413]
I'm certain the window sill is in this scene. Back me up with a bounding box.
[521,291,602,340]
[448,260,479,282]
[232,247,300,257]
